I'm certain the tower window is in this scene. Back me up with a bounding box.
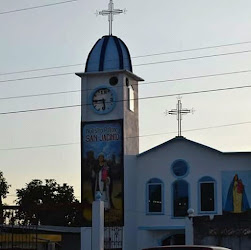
[125,77,129,87]
[128,84,134,112]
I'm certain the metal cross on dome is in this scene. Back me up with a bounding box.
[165,97,194,137]
[97,0,126,35]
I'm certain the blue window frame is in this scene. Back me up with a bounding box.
[198,176,216,213]
[146,178,164,214]
[172,180,189,217]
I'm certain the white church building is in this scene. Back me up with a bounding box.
[135,136,251,249]
[77,2,251,249]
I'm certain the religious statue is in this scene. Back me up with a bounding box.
[91,153,111,210]
[224,174,250,213]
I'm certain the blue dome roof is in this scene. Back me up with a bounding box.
[85,35,132,73]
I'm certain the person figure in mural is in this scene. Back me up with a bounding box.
[91,153,111,210]
[224,174,250,213]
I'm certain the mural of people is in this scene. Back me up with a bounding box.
[91,153,111,210]
[82,120,123,226]
[224,174,250,213]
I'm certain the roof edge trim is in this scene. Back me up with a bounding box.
[76,69,144,81]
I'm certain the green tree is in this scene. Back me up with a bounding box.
[16,179,80,226]
[0,171,11,223]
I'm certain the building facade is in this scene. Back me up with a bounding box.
[136,137,251,249]
[78,33,251,250]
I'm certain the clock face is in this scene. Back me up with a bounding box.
[91,87,116,114]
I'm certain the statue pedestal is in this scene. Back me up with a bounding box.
[185,216,194,245]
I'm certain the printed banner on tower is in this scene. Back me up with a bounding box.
[81,120,124,226]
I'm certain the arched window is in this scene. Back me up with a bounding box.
[146,178,163,214]
[172,180,189,217]
[198,176,216,213]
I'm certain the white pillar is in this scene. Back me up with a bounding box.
[185,217,194,245]
[81,227,92,250]
[48,243,55,250]
[92,192,104,250]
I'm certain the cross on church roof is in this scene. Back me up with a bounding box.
[97,0,126,35]
[165,97,194,137]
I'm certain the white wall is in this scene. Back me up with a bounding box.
[135,137,251,249]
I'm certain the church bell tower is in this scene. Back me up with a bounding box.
[76,23,143,228]
[76,2,144,248]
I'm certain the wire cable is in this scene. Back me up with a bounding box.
[134,121,251,139]
[0,142,79,151]
[0,0,77,15]
[133,49,251,67]
[1,65,251,89]
[0,89,81,101]
[0,64,83,77]
[144,69,251,85]
[0,121,250,151]
[0,83,251,115]
[1,47,251,78]
[2,40,251,76]
[133,40,251,58]
[0,103,81,116]
[0,72,73,84]
[1,69,251,101]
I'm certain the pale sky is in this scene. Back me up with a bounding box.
[1,0,251,204]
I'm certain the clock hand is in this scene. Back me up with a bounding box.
[93,99,103,103]
[102,98,106,110]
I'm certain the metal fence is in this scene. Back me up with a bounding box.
[0,206,38,250]
[0,224,38,250]
[104,226,123,250]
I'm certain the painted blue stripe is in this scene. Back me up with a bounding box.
[119,38,133,72]
[85,38,101,72]
[99,36,109,71]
